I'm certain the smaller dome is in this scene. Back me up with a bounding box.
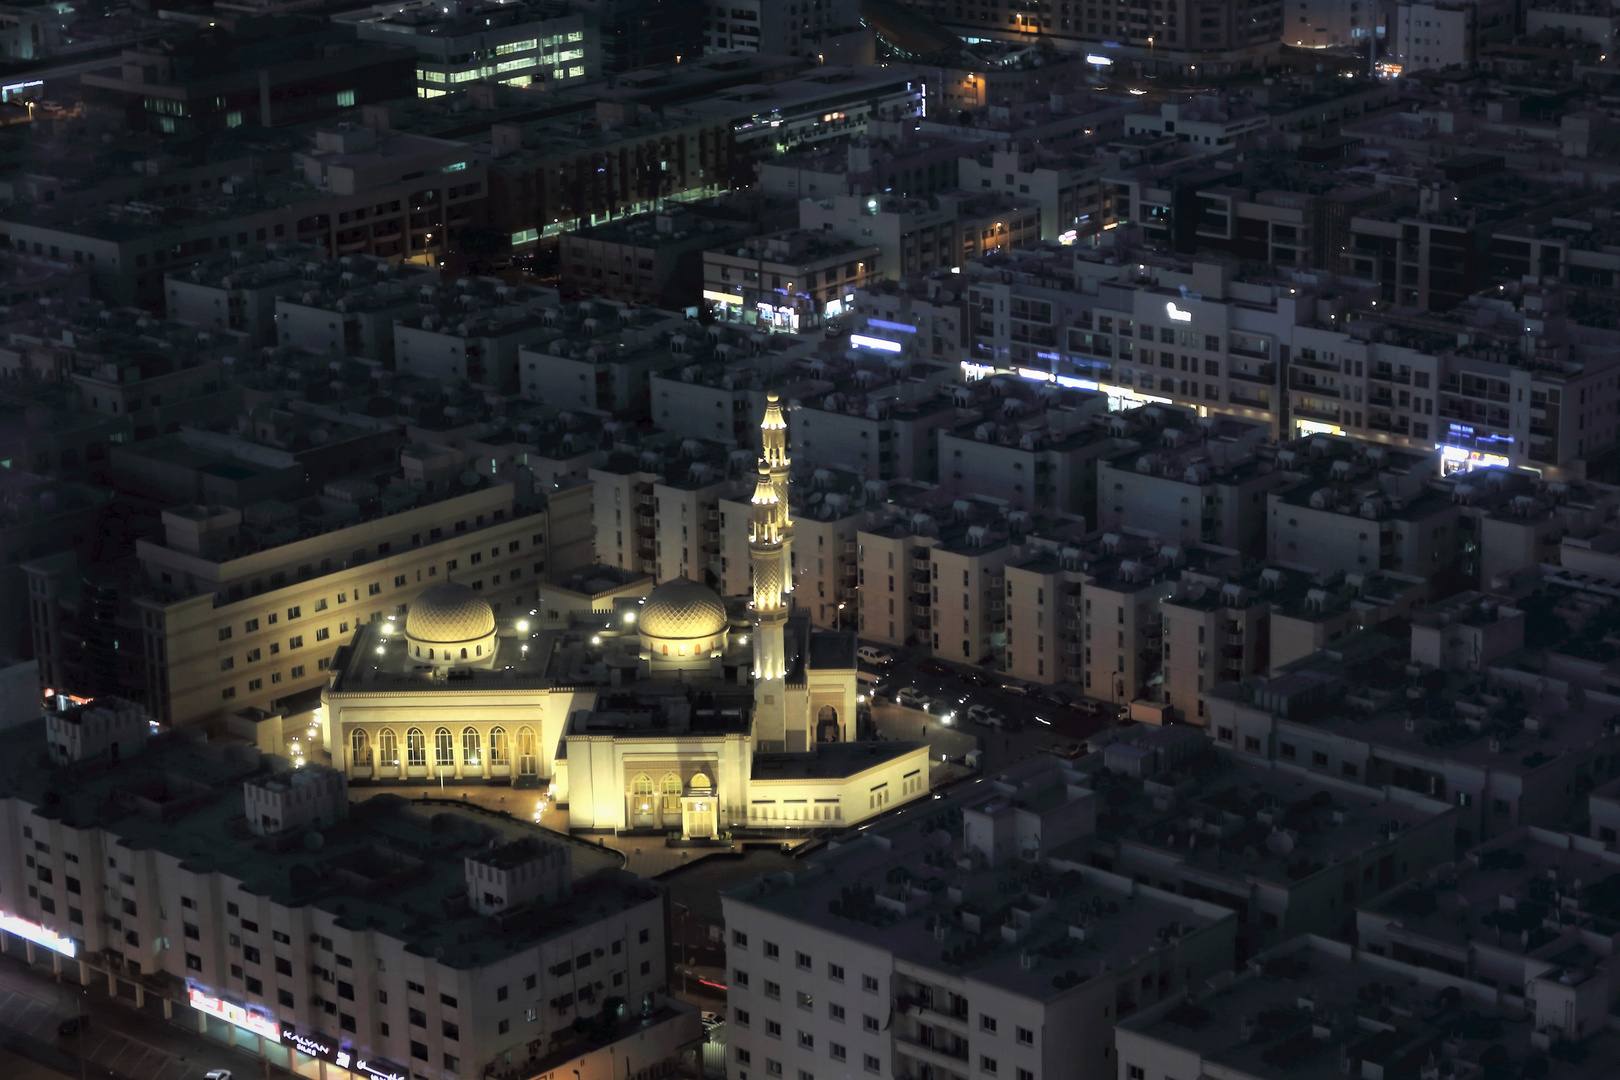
[406,581,496,644]
[640,576,728,641]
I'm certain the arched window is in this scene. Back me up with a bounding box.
[405,728,425,767]
[662,644,669,655]
[414,646,420,657]
[460,647,468,659]
[475,645,482,656]
[435,727,454,766]
[661,773,682,813]
[378,728,398,766]
[350,728,371,765]
[489,726,508,765]
[633,774,654,812]
[462,727,481,766]
[690,772,712,791]
[516,726,536,758]
[428,648,435,660]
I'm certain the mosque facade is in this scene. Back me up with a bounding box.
[321,396,930,837]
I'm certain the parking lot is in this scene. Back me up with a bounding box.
[856,642,1122,768]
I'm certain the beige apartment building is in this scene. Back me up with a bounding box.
[27,479,591,726]
[1160,575,1271,726]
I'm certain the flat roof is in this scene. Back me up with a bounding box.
[0,721,639,968]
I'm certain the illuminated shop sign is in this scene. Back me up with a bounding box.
[702,289,743,305]
[1165,302,1193,323]
[850,335,902,353]
[866,319,917,333]
[0,912,77,957]
[1086,54,1113,66]
[188,986,281,1040]
[354,1057,410,1080]
[1297,420,1344,437]
[1438,445,1511,473]
[280,1026,354,1068]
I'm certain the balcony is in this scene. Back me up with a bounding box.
[1293,354,1342,374]
[1228,364,1275,384]
[1228,389,1270,408]
[1289,378,1339,397]
[1293,404,1341,422]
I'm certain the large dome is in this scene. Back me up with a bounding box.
[405,581,496,644]
[640,576,728,641]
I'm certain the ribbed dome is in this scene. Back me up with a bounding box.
[405,581,496,644]
[640,576,727,640]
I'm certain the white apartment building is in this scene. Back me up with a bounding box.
[959,245,1303,436]
[1289,286,1620,477]
[957,148,1108,242]
[1096,417,1281,559]
[1392,1,1476,72]
[722,756,1238,1080]
[342,0,592,96]
[25,478,591,726]
[588,446,744,585]
[0,714,696,1080]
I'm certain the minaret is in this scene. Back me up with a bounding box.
[761,391,794,592]
[751,393,791,750]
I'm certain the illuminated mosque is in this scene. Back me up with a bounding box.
[322,395,930,836]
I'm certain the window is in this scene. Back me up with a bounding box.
[735,1008,750,1026]
[764,980,780,999]
[767,1020,782,1038]
[827,962,844,981]
[1016,1027,1034,1046]
[831,1043,846,1062]
[796,951,812,970]
[764,941,780,959]
[734,969,750,987]
[1129,1068,1145,1080]
[865,1055,881,1073]
[734,930,748,947]
[797,991,813,1010]
[981,1056,998,1074]
[443,1021,459,1040]
[863,1015,880,1032]
[981,1015,997,1032]
[829,1003,845,1021]
[862,975,879,993]
[798,1032,814,1050]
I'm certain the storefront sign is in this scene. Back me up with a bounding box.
[0,912,77,957]
[354,1056,409,1080]
[188,986,280,1040]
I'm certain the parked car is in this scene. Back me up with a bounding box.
[919,659,951,676]
[1000,682,1032,697]
[960,669,993,686]
[57,1015,91,1038]
[896,687,928,709]
[927,700,958,724]
[205,1071,234,1080]
[856,646,895,665]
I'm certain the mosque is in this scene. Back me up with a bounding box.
[320,395,931,837]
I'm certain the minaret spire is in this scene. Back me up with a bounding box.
[751,392,792,750]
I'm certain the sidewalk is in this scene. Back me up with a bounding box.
[0,951,298,1080]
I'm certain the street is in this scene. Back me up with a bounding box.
[0,949,298,1080]
[860,642,1117,767]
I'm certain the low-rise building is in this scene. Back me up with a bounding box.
[723,754,1240,1080]
[1116,932,1620,1080]
[703,230,882,334]
[0,711,697,1080]
[340,0,593,96]
[25,472,590,726]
